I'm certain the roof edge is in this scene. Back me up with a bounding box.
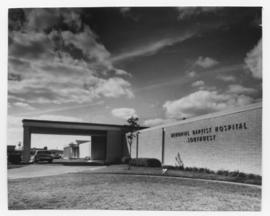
[22,119,148,130]
[22,119,127,128]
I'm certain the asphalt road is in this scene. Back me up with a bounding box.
[8,164,105,179]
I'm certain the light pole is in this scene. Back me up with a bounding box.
[136,131,140,159]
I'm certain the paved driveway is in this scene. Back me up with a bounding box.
[8,164,105,179]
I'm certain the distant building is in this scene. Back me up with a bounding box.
[63,140,91,159]
[7,145,21,164]
[63,143,79,159]
[7,145,16,152]
[78,140,91,159]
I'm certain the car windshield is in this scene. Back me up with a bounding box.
[37,151,51,155]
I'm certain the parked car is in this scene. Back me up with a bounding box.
[51,153,62,159]
[33,150,53,163]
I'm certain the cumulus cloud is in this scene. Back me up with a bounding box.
[9,31,52,61]
[217,75,236,82]
[143,118,165,127]
[176,7,221,20]
[9,69,133,105]
[244,39,262,79]
[187,71,197,78]
[32,115,83,122]
[119,7,139,21]
[61,27,112,68]
[163,90,254,119]
[114,68,132,76]
[191,80,205,87]
[143,118,176,127]
[8,8,133,108]
[111,108,137,120]
[195,56,219,68]
[8,73,22,81]
[24,8,83,32]
[87,77,134,98]
[227,84,257,95]
[13,102,35,110]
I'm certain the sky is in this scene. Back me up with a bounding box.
[7,7,262,149]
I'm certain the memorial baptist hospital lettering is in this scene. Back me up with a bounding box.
[133,103,261,174]
[171,122,248,143]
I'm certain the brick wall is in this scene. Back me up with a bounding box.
[134,103,262,174]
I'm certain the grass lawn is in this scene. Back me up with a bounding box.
[8,173,261,210]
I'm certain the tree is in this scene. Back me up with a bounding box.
[125,116,140,169]
[17,141,21,150]
[175,152,184,169]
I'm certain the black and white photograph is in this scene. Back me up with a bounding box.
[3,2,265,212]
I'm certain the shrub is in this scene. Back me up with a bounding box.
[204,168,215,174]
[130,158,162,167]
[147,158,162,167]
[245,174,261,185]
[229,171,241,177]
[176,166,184,170]
[216,170,230,176]
[237,172,248,180]
[247,173,256,179]
[184,167,192,172]
[121,156,130,164]
[162,165,175,170]
[161,165,261,184]
[191,167,199,172]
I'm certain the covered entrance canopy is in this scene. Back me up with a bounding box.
[22,119,129,163]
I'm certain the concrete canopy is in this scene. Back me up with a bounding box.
[22,119,129,163]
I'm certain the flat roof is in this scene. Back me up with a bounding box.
[23,119,128,128]
[23,119,147,130]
